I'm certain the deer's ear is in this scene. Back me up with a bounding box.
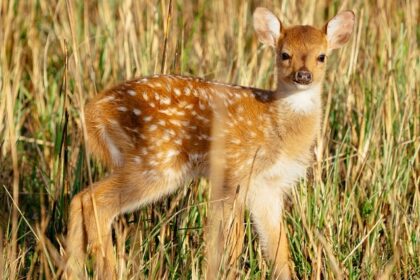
[324,10,355,50]
[253,7,282,47]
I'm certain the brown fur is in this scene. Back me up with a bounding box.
[66,7,354,280]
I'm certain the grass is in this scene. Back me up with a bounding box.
[0,0,419,279]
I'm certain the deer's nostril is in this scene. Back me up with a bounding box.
[295,71,312,84]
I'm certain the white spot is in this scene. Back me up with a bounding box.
[162,132,172,141]
[174,139,182,145]
[169,119,181,126]
[196,115,209,123]
[250,131,257,137]
[154,92,160,100]
[144,116,153,122]
[184,87,191,96]
[158,120,166,126]
[167,149,180,157]
[142,92,149,101]
[97,95,115,104]
[133,156,142,164]
[161,97,171,105]
[246,120,253,126]
[141,148,148,155]
[117,106,128,112]
[158,109,171,115]
[198,101,206,110]
[174,88,181,96]
[150,102,156,108]
[185,104,194,110]
[149,124,158,131]
[177,101,189,108]
[128,90,136,96]
[133,109,141,115]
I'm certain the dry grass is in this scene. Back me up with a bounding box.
[0,0,419,279]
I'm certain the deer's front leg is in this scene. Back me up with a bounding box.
[206,183,245,280]
[248,186,291,280]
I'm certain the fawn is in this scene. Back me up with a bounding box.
[66,7,355,280]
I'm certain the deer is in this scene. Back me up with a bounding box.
[65,7,355,280]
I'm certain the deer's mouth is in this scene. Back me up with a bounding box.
[292,78,312,85]
[292,81,312,90]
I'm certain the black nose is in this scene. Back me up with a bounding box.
[294,70,312,85]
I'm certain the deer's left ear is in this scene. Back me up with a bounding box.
[253,7,282,48]
[324,10,355,50]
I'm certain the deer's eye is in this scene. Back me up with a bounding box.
[317,54,326,63]
[281,52,291,60]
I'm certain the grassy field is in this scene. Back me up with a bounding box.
[0,0,419,279]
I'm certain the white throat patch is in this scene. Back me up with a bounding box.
[282,85,321,113]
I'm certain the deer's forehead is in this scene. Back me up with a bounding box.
[279,26,328,52]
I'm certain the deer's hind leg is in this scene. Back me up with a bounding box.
[66,187,89,279]
[66,165,185,279]
[66,175,123,279]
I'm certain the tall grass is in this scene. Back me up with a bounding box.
[0,0,418,279]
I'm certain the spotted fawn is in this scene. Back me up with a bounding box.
[66,7,355,280]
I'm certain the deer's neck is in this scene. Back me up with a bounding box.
[274,83,322,114]
[264,84,322,158]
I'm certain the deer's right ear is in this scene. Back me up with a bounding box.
[253,7,282,48]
